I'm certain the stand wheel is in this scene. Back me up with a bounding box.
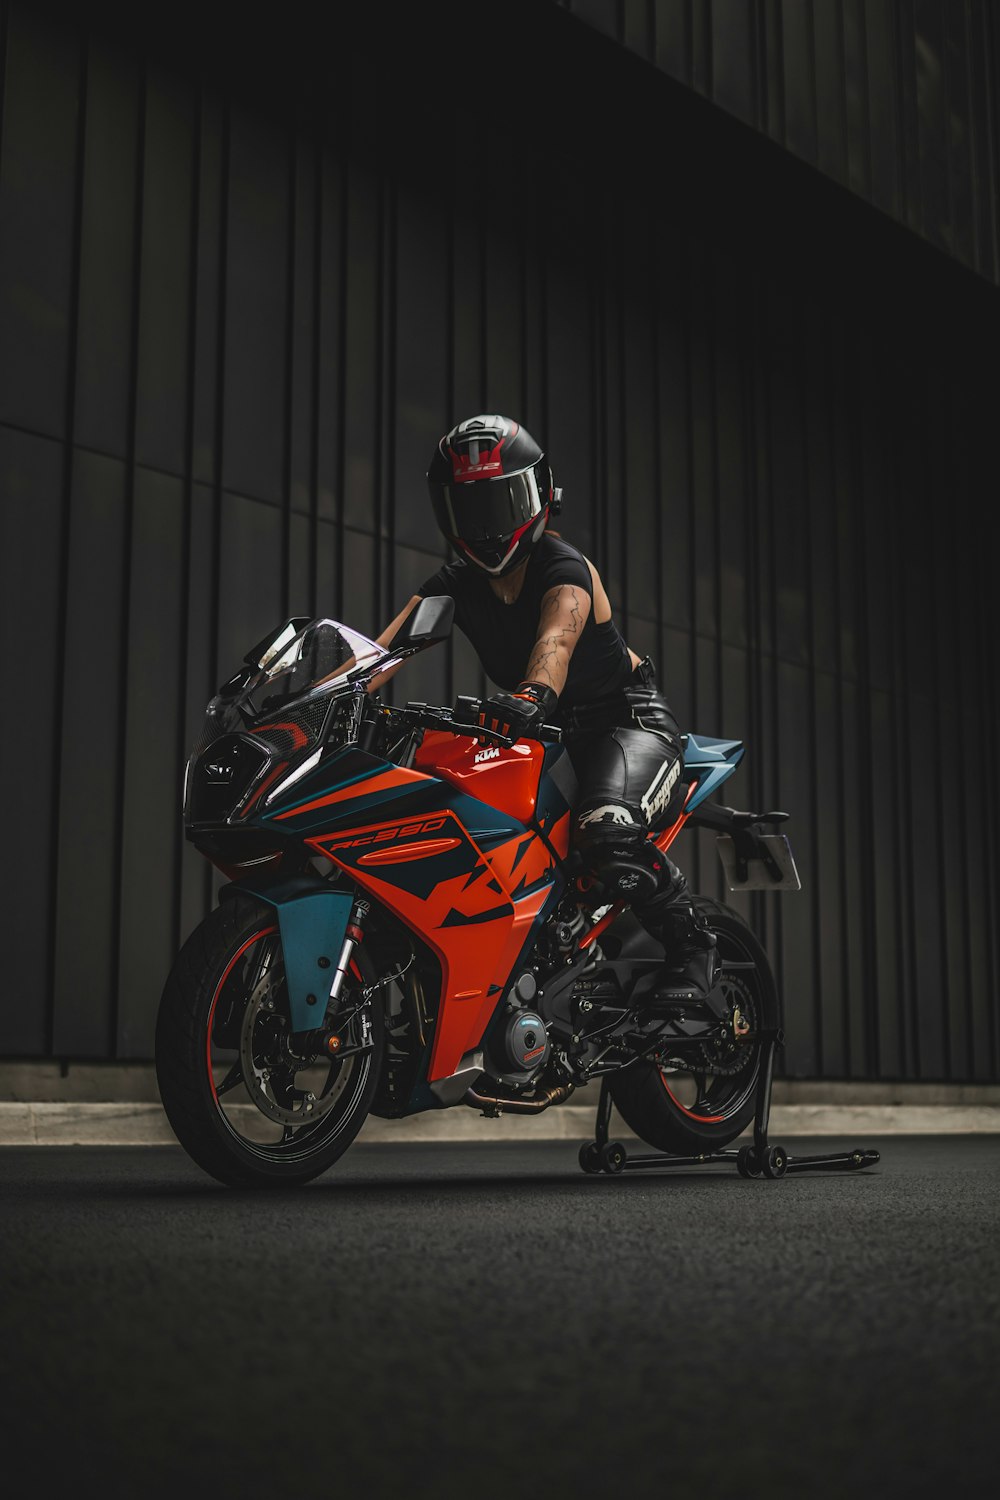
[600,1141,627,1175]
[578,1142,602,1175]
[761,1145,788,1179]
[737,1145,762,1179]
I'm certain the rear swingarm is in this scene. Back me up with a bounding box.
[578,1031,880,1179]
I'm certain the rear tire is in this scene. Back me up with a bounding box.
[608,896,779,1156]
[155,894,382,1187]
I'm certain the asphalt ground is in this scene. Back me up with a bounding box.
[1,1138,998,1500]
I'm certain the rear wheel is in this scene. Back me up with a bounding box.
[608,896,779,1155]
[155,894,382,1187]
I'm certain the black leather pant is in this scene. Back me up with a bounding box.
[561,657,689,911]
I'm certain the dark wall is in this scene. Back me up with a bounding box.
[1,0,997,1078]
[562,0,1000,285]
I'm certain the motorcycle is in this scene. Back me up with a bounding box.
[156,597,801,1187]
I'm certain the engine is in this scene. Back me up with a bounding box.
[481,970,552,1087]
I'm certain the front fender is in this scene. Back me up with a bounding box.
[220,875,354,1032]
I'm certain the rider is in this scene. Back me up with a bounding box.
[377,413,717,996]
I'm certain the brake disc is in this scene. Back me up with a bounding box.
[238,968,346,1127]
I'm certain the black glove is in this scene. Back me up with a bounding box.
[478,682,557,740]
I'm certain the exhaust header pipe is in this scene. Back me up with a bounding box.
[464,1083,575,1116]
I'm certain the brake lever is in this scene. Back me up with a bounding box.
[454,695,562,745]
[396,701,515,748]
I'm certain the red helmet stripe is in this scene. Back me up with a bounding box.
[454,510,544,575]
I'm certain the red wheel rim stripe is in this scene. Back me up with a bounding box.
[659,1074,726,1123]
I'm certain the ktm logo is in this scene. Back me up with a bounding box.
[474,747,501,764]
[324,817,448,853]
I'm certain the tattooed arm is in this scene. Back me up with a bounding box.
[523,584,592,698]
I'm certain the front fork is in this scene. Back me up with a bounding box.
[313,894,373,1059]
[328,894,370,1006]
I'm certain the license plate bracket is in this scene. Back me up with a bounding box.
[716,833,801,891]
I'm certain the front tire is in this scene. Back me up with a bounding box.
[155,894,383,1187]
[608,896,779,1156]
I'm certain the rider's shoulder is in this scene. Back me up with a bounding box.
[535,532,594,591]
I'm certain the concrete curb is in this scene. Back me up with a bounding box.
[1,1101,998,1146]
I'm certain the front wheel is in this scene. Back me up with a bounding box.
[608,896,779,1155]
[155,894,383,1187]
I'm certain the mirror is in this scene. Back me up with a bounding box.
[389,594,455,650]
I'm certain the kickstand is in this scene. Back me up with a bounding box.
[578,1030,881,1180]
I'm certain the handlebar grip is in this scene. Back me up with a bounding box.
[400,698,561,746]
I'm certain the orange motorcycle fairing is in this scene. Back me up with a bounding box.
[307,808,558,1081]
[413,731,546,826]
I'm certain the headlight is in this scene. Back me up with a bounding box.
[186,735,271,825]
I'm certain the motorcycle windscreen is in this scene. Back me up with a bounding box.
[715,834,802,891]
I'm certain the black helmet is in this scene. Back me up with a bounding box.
[426,414,555,576]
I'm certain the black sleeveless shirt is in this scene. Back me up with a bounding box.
[419,534,634,711]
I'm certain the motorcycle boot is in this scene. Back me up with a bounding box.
[636,860,720,1000]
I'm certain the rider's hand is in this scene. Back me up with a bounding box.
[478,682,557,740]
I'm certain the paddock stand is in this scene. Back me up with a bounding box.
[578,1030,881,1180]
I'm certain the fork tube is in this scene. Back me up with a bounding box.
[328,895,370,1005]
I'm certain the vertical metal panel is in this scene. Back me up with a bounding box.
[774,660,818,1074]
[177,480,216,950]
[893,1,923,234]
[341,154,380,539]
[1,0,997,1083]
[0,5,80,437]
[596,219,625,616]
[690,0,714,95]
[652,218,692,638]
[652,0,691,83]
[688,241,718,648]
[710,0,754,119]
[0,427,64,1054]
[133,68,194,476]
[73,39,139,457]
[572,0,1000,284]
[222,105,289,507]
[51,450,127,1055]
[943,1,975,268]
[913,0,951,253]
[117,468,185,1055]
[622,212,657,626]
[546,255,595,563]
[622,0,652,59]
[780,0,818,164]
[866,0,902,217]
[841,0,874,196]
[393,184,449,553]
[712,248,748,654]
[813,0,848,183]
[968,0,1000,281]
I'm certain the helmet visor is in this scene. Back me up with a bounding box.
[430,466,545,546]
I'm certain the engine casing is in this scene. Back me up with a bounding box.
[483,971,551,1084]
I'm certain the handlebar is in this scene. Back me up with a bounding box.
[389,698,562,747]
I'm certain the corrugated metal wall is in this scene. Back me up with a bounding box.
[562,0,1000,285]
[1,0,997,1077]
